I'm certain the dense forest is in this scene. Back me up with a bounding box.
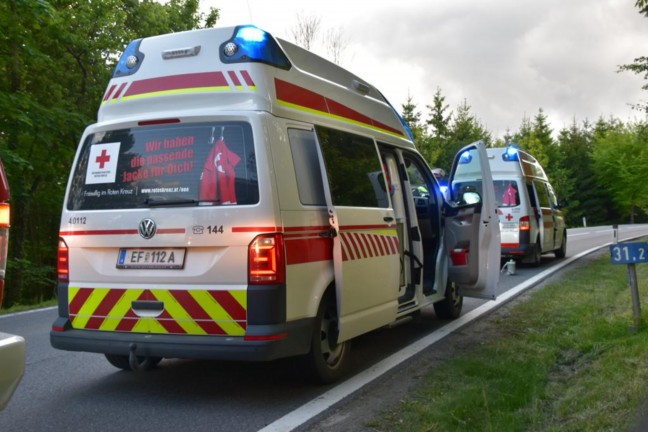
[0,0,646,307]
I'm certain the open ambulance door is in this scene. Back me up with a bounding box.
[313,127,400,343]
[444,141,501,300]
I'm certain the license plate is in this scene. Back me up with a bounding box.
[501,222,518,232]
[117,248,186,269]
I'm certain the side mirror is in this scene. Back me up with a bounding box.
[462,191,481,205]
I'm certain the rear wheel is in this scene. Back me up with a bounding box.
[526,240,542,267]
[104,353,162,371]
[554,231,567,258]
[433,280,463,319]
[307,296,350,384]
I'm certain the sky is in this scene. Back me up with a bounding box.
[203,0,648,139]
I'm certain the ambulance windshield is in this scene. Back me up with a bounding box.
[67,122,258,210]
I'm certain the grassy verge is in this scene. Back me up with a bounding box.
[374,252,648,431]
[0,298,57,315]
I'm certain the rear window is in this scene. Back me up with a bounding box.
[67,122,258,210]
[493,180,520,207]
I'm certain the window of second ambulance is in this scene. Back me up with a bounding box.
[535,181,551,208]
[315,126,388,208]
[67,122,258,210]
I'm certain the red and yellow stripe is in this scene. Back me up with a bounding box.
[274,78,406,138]
[101,70,257,105]
[68,287,246,336]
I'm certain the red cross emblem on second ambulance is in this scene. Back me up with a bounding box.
[505,213,514,221]
[96,149,111,169]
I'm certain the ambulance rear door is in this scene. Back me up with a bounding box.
[444,141,501,300]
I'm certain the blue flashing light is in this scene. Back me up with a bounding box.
[238,26,266,42]
[113,39,144,78]
[502,144,520,161]
[459,151,472,164]
[221,25,291,70]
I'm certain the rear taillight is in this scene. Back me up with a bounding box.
[0,203,9,306]
[519,215,530,231]
[57,238,69,283]
[248,233,285,284]
[0,203,9,275]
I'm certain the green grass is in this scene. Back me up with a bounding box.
[374,253,648,432]
[0,298,57,315]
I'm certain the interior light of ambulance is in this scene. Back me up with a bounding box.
[57,238,69,283]
[519,215,530,231]
[502,145,520,161]
[221,25,291,70]
[113,39,144,78]
[248,234,285,284]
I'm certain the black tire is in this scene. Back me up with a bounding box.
[433,280,463,319]
[105,353,162,371]
[307,297,350,384]
[554,231,567,258]
[526,240,542,267]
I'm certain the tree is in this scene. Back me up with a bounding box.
[618,0,648,112]
[289,12,321,50]
[591,120,648,223]
[401,95,429,160]
[556,120,614,227]
[0,0,219,307]
[440,99,491,171]
[324,26,347,65]
[425,88,452,168]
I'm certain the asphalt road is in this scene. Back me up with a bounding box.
[1,224,647,431]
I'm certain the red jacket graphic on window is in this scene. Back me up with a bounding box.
[199,139,241,204]
[502,183,518,206]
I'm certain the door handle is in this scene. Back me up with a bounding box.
[383,216,394,223]
[319,227,338,238]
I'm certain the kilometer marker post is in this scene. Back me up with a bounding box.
[609,225,648,333]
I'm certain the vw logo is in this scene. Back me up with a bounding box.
[138,218,157,239]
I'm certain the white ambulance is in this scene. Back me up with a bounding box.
[453,146,566,266]
[50,25,501,383]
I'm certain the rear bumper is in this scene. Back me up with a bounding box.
[501,243,534,257]
[50,317,313,362]
[501,230,532,258]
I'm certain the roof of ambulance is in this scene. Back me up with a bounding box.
[97,26,414,147]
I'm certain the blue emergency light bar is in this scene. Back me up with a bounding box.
[220,25,291,70]
[113,39,144,78]
[458,150,472,164]
[502,145,520,161]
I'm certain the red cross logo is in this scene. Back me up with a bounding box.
[96,149,111,169]
[505,213,514,221]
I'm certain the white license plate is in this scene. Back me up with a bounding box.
[117,248,186,269]
[501,222,518,232]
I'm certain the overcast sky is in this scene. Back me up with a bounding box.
[205,0,648,139]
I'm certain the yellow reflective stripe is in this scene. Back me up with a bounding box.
[72,288,110,329]
[191,291,245,336]
[131,319,148,333]
[100,289,144,331]
[153,290,206,335]
[146,318,168,334]
[230,289,247,313]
